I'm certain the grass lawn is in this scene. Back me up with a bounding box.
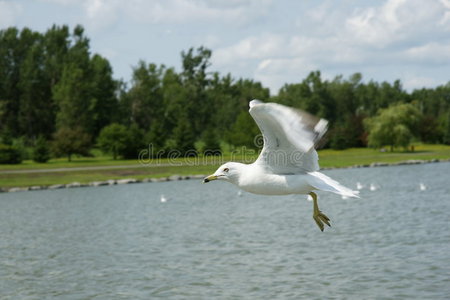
[1,144,449,188]
[0,165,218,188]
[318,144,450,168]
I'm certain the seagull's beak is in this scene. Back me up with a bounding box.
[203,174,218,183]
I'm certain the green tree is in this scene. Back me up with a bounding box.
[121,124,145,159]
[226,110,260,149]
[170,114,196,156]
[201,129,221,155]
[205,74,237,132]
[442,111,450,145]
[53,63,92,131]
[33,135,50,163]
[0,144,22,164]
[126,61,164,130]
[97,123,128,159]
[277,71,334,120]
[145,121,167,157]
[181,47,213,138]
[43,25,70,89]
[418,115,442,143]
[52,127,91,161]
[0,27,23,137]
[365,103,422,151]
[52,26,97,135]
[0,129,13,145]
[2,24,450,153]
[89,54,119,136]
[215,77,269,149]
[160,68,190,154]
[376,80,408,110]
[161,68,184,129]
[18,34,55,139]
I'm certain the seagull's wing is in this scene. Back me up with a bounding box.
[249,99,328,173]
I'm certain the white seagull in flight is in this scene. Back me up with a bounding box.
[203,100,359,231]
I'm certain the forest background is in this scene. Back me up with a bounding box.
[1,25,449,164]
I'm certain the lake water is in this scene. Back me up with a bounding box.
[0,163,449,299]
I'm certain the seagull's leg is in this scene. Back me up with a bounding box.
[310,192,331,232]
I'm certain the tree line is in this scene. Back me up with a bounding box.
[0,25,449,163]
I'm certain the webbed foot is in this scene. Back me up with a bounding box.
[310,192,331,232]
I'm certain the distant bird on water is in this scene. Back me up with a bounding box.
[419,183,427,191]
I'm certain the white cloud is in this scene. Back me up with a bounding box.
[38,0,273,32]
[288,36,367,66]
[83,0,120,30]
[213,34,284,66]
[405,42,450,64]
[80,0,272,26]
[254,57,317,92]
[439,0,450,26]
[213,31,369,93]
[211,0,450,93]
[40,0,80,4]
[0,1,22,28]
[63,0,273,32]
[199,34,221,48]
[346,0,450,47]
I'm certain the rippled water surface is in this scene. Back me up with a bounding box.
[1,163,449,299]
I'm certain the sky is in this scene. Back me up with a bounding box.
[1,0,450,94]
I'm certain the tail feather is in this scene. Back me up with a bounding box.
[308,171,360,198]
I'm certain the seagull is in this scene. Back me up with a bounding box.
[356,182,364,190]
[419,183,427,191]
[203,100,359,231]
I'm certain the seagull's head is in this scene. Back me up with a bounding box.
[203,162,243,185]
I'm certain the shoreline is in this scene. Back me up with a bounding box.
[2,158,449,193]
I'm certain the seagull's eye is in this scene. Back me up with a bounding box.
[223,168,229,172]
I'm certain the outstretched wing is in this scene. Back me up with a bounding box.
[249,99,328,174]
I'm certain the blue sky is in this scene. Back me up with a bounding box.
[1,0,450,94]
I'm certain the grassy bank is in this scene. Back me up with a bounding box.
[1,144,449,188]
[317,144,450,168]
